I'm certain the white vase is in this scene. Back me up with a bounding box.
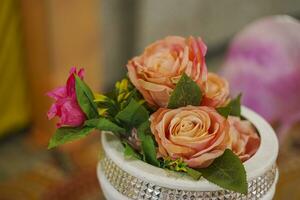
[97,106,279,200]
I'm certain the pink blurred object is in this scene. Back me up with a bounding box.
[221,15,300,141]
[47,67,86,128]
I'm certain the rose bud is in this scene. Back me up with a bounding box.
[47,67,86,127]
[228,116,260,162]
[201,72,230,108]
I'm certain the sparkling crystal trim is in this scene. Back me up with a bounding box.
[101,156,277,200]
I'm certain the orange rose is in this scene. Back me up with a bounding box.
[228,116,260,162]
[150,106,230,168]
[201,72,230,107]
[127,36,207,108]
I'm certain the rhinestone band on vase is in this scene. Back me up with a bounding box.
[101,156,277,200]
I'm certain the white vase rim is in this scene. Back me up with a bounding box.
[101,106,279,191]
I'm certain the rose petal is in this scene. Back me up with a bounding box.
[47,86,67,100]
[47,104,58,120]
[185,150,223,168]
[58,99,86,127]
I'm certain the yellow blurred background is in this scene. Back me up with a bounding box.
[0,0,300,199]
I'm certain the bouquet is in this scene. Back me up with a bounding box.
[47,36,260,194]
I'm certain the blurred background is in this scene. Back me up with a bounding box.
[1,0,300,199]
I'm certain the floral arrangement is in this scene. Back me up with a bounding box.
[47,36,260,194]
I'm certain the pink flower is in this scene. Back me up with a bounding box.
[47,67,86,127]
[150,106,230,168]
[221,15,300,140]
[127,36,208,108]
[228,116,260,161]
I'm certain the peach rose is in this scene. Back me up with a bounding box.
[201,72,230,107]
[127,36,208,108]
[150,106,230,168]
[228,116,260,162]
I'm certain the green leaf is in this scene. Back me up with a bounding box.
[217,94,242,118]
[48,126,94,149]
[116,99,149,127]
[230,93,242,117]
[168,73,202,109]
[186,167,202,180]
[216,106,232,118]
[137,121,160,166]
[84,118,126,134]
[198,149,248,194]
[123,142,142,160]
[75,75,98,119]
